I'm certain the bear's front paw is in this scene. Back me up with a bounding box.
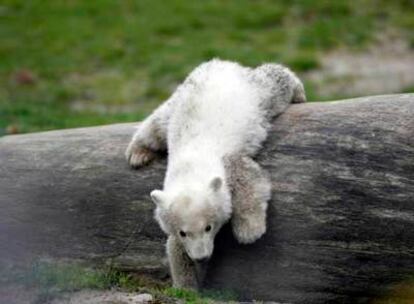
[232,214,266,244]
[125,143,156,168]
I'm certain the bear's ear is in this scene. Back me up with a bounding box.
[150,190,167,208]
[209,177,222,192]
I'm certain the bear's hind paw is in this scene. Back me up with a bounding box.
[292,80,307,104]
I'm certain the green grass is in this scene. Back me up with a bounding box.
[164,287,237,304]
[402,86,414,93]
[12,260,237,303]
[26,261,133,291]
[1,0,413,134]
[5,260,414,303]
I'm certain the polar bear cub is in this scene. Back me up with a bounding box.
[126,59,306,289]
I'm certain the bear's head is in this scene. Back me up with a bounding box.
[150,177,231,262]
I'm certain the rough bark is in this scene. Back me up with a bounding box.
[0,94,413,303]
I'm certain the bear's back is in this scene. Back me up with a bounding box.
[167,59,268,157]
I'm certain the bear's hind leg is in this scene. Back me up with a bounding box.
[224,155,271,244]
[251,64,306,119]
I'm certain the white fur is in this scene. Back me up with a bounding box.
[165,61,264,196]
[125,59,306,289]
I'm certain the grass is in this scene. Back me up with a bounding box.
[164,287,237,304]
[402,86,414,94]
[1,0,414,134]
[4,260,414,303]
[25,261,133,291]
[11,260,237,303]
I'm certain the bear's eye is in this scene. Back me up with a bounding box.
[205,225,212,232]
[179,230,186,237]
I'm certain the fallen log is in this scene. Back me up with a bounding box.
[0,94,413,303]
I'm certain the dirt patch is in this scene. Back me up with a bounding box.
[49,290,153,304]
[0,284,39,304]
[0,285,161,304]
[306,36,414,98]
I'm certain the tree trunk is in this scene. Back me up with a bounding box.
[1,94,413,303]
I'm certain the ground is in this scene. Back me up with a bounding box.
[1,246,412,303]
[0,261,238,304]
[1,0,414,134]
[1,1,414,303]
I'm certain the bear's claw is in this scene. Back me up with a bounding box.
[126,145,156,168]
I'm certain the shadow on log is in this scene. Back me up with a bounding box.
[1,94,413,303]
